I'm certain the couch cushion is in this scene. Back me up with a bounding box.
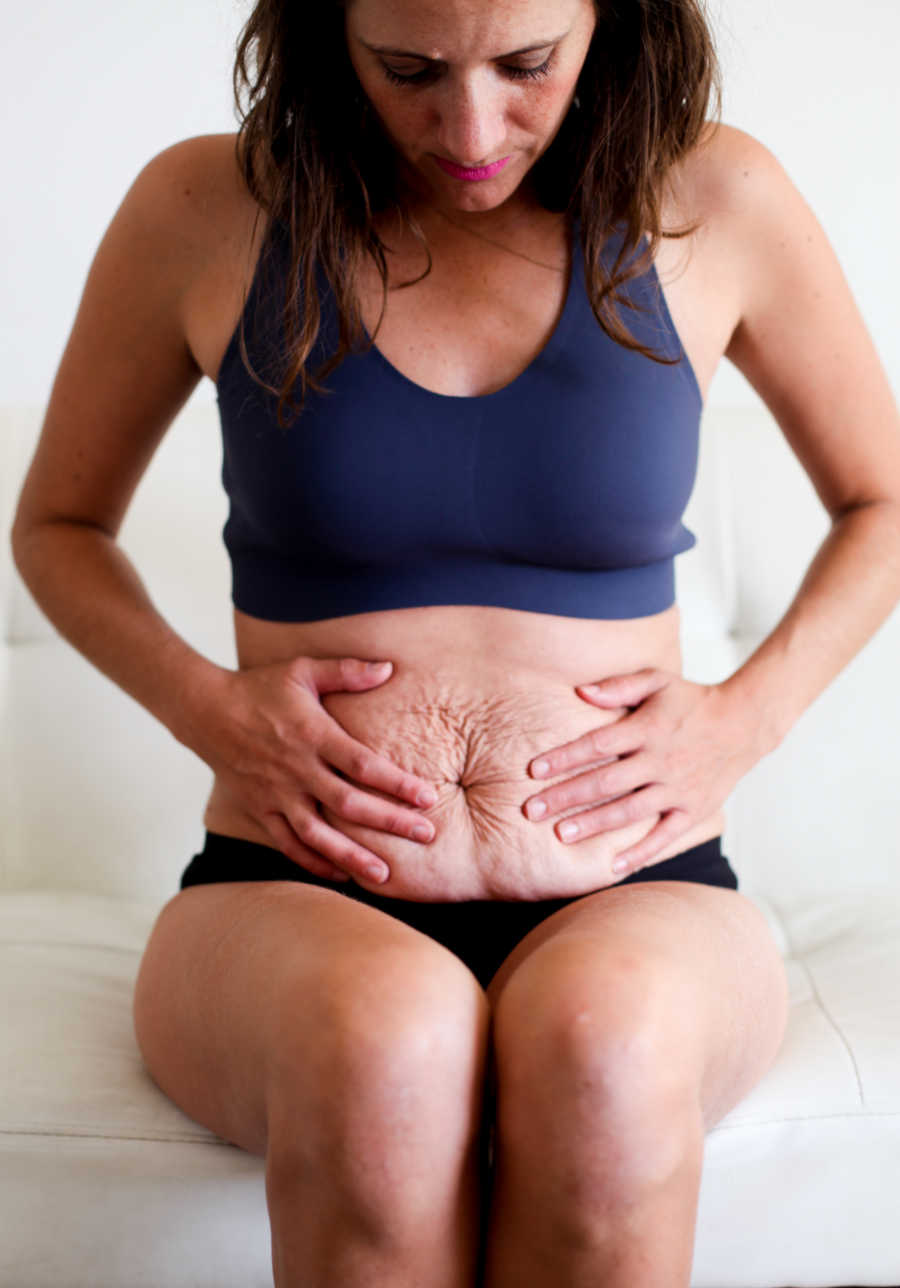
[0,893,193,1141]
[2,889,900,1287]
[692,888,900,1287]
[3,641,213,898]
[0,892,272,1287]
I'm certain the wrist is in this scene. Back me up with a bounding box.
[716,669,786,764]
[155,639,235,758]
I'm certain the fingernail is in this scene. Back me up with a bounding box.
[612,858,629,873]
[367,862,389,882]
[527,799,547,820]
[532,759,550,778]
[417,787,438,807]
[580,685,602,697]
[412,822,433,842]
[559,821,579,841]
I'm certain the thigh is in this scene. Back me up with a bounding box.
[133,880,489,1157]
[486,879,790,1131]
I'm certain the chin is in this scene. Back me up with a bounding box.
[430,167,530,210]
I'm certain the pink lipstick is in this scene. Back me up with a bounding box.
[433,155,512,182]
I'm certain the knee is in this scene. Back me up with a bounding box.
[265,944,490,1234]
[491,941,702,1187]
[268,941,490,1159]
[324,942,489,1091]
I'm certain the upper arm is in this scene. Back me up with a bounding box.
[714,126,900,518]
[13,135,232,541]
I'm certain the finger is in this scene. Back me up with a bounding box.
[524,753,654,821]
[529,720,643,780]
[305,656,395,695]
[576,668,670,708]
[552,784,669,843]
[609,810,693,876]
[262,812,353,883]
[322,728,438,810]
[284,801,392,885]
[313,763,437,845]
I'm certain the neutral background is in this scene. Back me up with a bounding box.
[3,0,899,412]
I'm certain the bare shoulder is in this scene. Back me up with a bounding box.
[651,123,792,400]
[664,119,834,305]
[12,134,268,537]
[122,132,269,381]
[664,121,796,229]
[670,122,900,518]
[653,121,846,394]
[129,133,253,223]
[123,132,262,281]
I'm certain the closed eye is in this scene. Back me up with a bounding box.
[381,56,555,88]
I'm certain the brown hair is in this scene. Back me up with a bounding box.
[233,0,721,425]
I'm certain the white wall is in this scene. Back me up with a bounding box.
[706,0,900,406]
[2,0,899,410]
[3,0,240,409]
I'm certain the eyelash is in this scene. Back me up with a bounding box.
[381,56,554,88]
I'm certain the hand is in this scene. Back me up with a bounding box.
[187,656,438,885]
[521,668,755,875]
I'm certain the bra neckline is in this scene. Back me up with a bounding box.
[216,217,703,411]
[362,232,582,404]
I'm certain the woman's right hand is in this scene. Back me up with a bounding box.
[187,655,437,885]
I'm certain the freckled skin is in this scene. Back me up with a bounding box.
[315,2,637,898]
[343,0,598,221]
[203,1,727,884]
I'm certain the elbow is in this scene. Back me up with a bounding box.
[9,504,33,582]
[834,497,900,582]
[9,482,48,580]
[833,495,900,533]
[10,502,64,589]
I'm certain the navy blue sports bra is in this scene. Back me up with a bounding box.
[217,219,702,622]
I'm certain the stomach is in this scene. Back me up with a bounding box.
[204,602,725,902]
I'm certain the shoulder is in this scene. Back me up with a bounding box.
[671,124,900,523]
[665,121,798,227]
[663,121,824,294]
[71,134,270,388]
[660,121,843,337]
[119,133,262,272]
[116,134,271,379]
[132,132,255,213]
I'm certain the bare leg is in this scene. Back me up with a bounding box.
[134,881,491,1287]
[483,1076,705,1287]
[480,881,790,1286]
[264,972,490,1288]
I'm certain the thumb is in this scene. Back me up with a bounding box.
[577,668,667,707]
[308,657,393,695]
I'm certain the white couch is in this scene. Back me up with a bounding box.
[2,396,899,1288]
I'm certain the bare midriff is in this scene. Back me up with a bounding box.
[204,603,725,902]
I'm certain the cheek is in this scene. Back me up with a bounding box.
[376,101,426,150]
[521,85,572,137]
[356,82,418,145]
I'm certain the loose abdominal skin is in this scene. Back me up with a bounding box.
[318,672,658,901]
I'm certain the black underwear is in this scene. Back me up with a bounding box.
[180,832,738,991]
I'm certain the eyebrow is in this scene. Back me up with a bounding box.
[357,34,568,60]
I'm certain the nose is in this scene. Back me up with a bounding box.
[435,74,507,166]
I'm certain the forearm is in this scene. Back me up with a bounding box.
[11,519,227,753]
[719,499,900,758]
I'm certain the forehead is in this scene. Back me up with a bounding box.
[346,0,589,57]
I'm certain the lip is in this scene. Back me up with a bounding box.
[433,155,512,182]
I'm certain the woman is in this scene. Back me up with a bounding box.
[11,0,900,1282]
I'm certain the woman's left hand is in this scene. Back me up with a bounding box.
[521,669,757,874]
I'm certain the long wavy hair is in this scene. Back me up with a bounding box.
[232,0,721,425]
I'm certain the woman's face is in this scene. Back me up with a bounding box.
[344,0,597,213]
